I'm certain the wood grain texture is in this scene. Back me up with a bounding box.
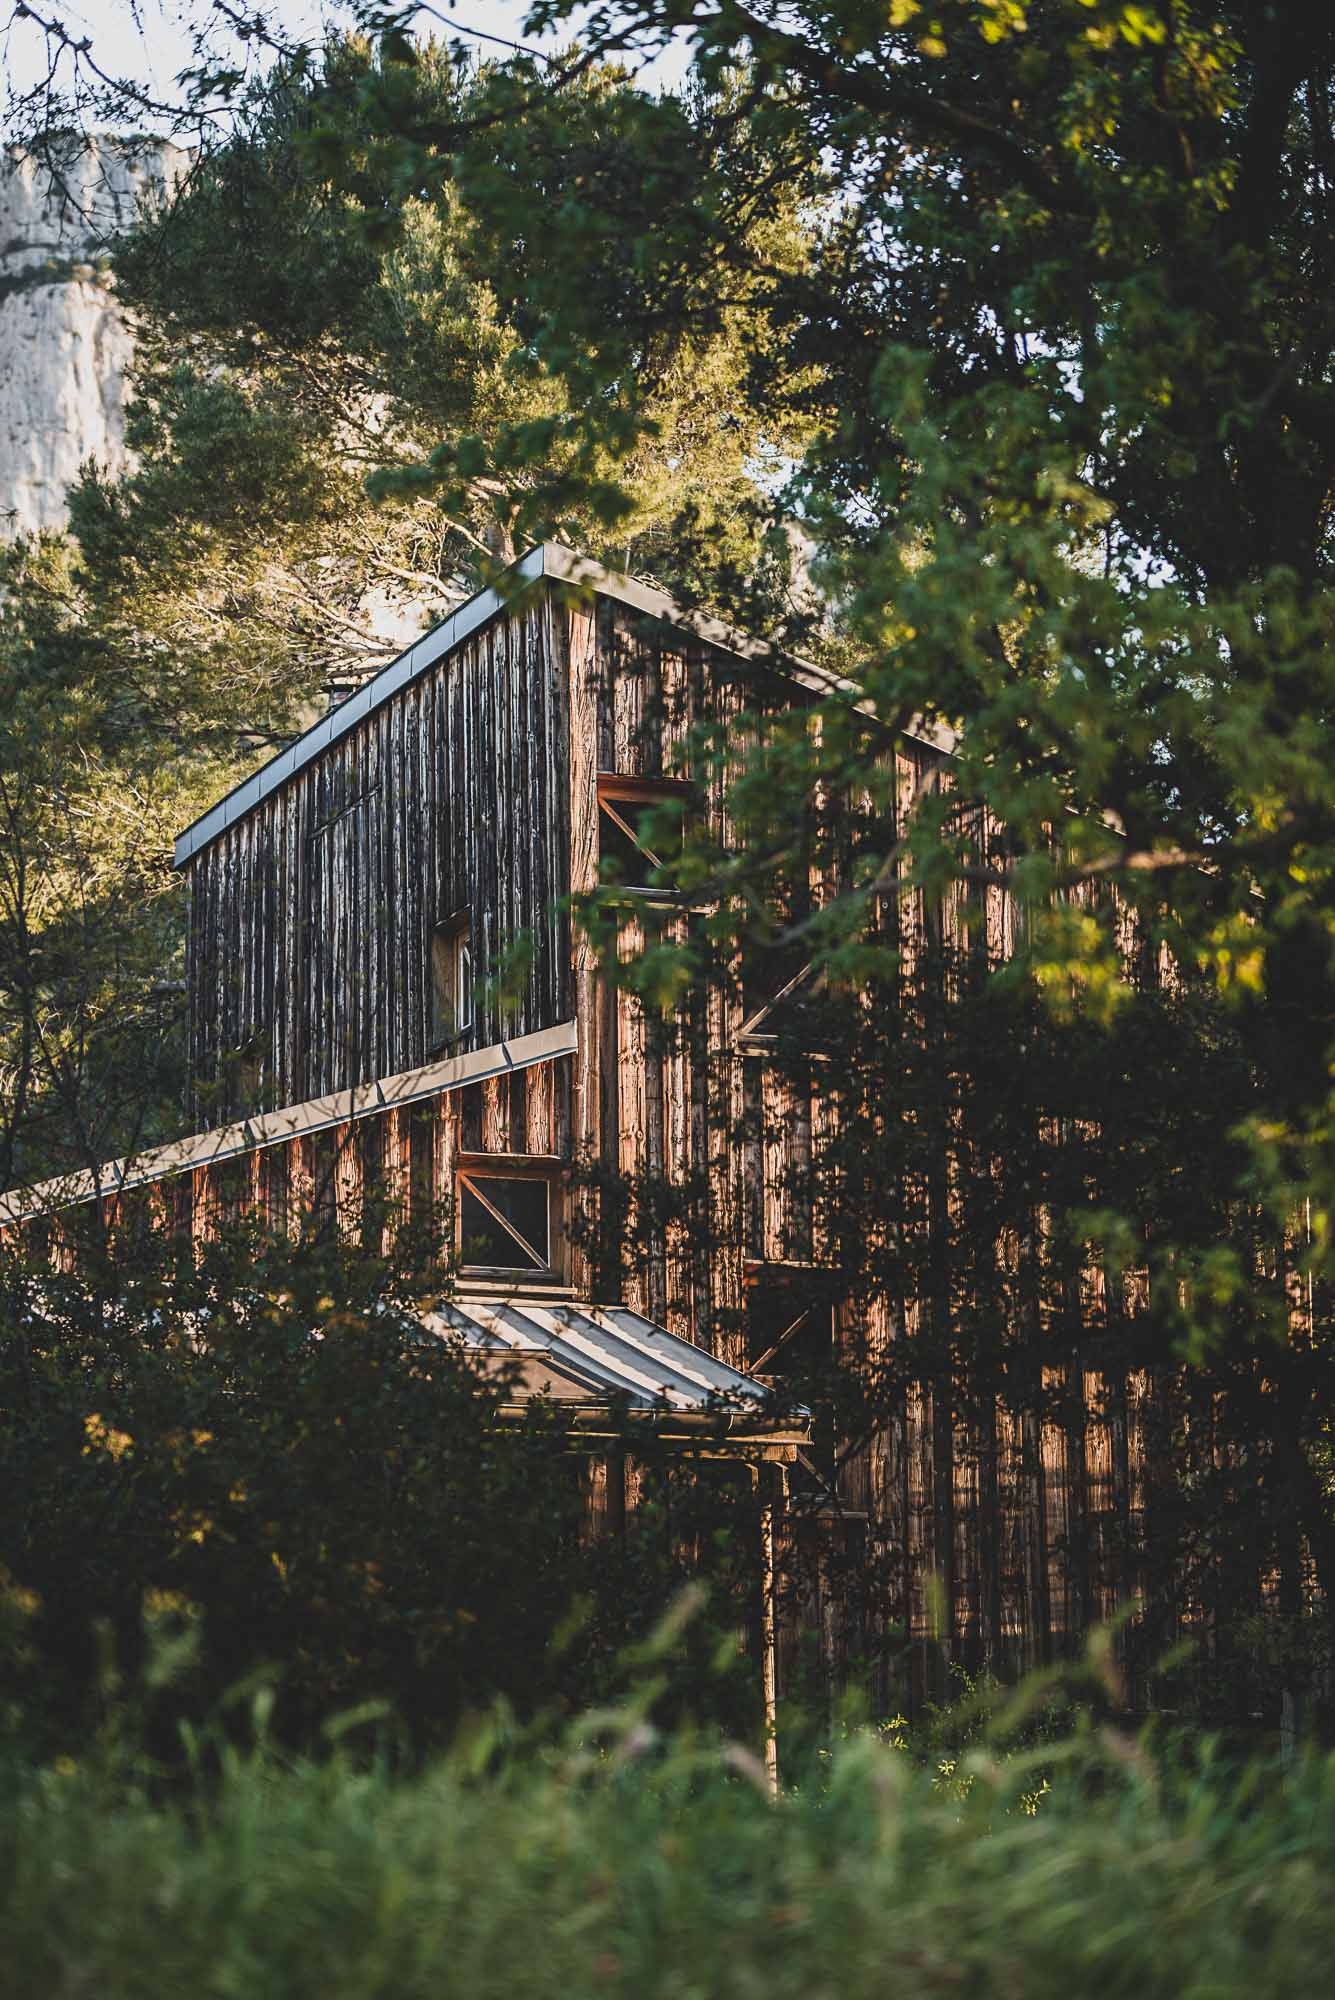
[187,602,570,1122]
[162,572,1319,1710]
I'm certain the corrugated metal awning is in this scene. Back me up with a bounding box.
[424,1295,810,1451]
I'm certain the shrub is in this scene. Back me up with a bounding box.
[0,1209,761,1758]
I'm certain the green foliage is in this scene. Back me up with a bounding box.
[5,1680,1335,1997]
[876,1656,1086,1812]
[577,910,1335,1717]
[411,0,1335,1274]
[0,1210,763,1759]
[113,36,809,608]
[0,35,815,1186]
[0,534,216,1189]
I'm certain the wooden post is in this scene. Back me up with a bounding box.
[759,1459,784,1796]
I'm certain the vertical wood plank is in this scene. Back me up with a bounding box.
[567,602,601,1298]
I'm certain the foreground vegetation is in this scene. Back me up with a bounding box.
[0,1215,771,1760]
[3,1690,1334,1999]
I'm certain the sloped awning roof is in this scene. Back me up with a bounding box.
[0,1021,577,1227]
[425,1295,810,1458]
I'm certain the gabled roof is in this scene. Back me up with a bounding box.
[173,541,943,870]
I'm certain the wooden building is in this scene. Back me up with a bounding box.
[8,541,1296,1714]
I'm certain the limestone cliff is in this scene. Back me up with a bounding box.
[0,138,184,538]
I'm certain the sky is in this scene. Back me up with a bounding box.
[2,0,690,130]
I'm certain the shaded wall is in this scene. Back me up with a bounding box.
[186,597,570,1120]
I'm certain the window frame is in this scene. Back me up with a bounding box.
[742,1259,836,1381]
[429,910,474,1053]
[596,773,695,903]
[454,1153,565,1285]
[735,960,825,1052]
[736,960,840,1065]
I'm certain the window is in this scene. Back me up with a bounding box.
[597,775,692,898]
[737,960,823,1050]
[736,889,829,1053]
[231,1031,271,1115]
[430,914,473,1050]
[738,939,837,1054]
[744,1264,835,1384]
[455,1157,562,1281]
[745,1263,837,1485]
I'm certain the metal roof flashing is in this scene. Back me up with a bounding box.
[172,542,956,870]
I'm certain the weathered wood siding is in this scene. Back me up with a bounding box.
[572,601,1313,1711]
[570,597,807,1350]
[186,599,569,1122]
[167,568,1318,1715]
[175,1054,573,1248]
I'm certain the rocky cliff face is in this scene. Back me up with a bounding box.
[0,138,184,539]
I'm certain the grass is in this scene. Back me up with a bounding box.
[3,1692,1335,2000]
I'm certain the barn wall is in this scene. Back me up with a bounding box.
[168,569,1316,1715]
[186,597,570,1123]
[573,600,1300,1712]
[572,596,812,1347]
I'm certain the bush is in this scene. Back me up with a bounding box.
[0,1209,761,1758]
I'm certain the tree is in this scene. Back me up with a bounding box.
[0,534,210,1191]
[107,38,812,676]
[0,34,811,1186]
[411,0,1335,1305]
[404,0,1335,1704]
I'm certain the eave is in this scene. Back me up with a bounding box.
[0,1019,576,1226]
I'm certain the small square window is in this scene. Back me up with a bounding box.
[455,1159,561,1281]
[596,775,692,897]
[430,915,473,1050]
[745,1264,835,1382]
[737,960,824,1049]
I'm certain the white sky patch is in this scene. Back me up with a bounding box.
[2,0,691,131]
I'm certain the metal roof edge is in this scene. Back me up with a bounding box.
[0,1018,577,1226]
[173,541,956,868]
[428,1292,812,1444]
